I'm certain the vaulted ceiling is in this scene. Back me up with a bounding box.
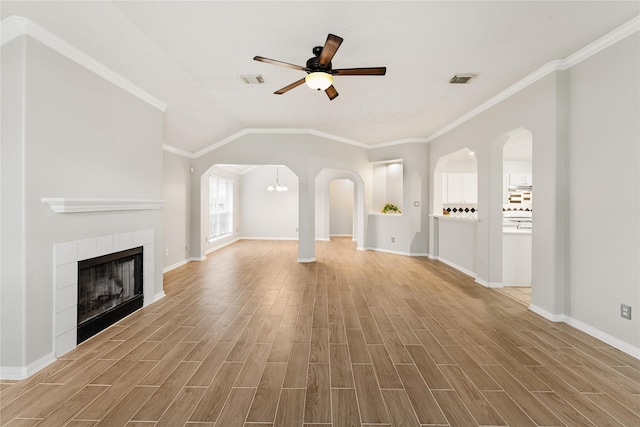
[2,1,638,154]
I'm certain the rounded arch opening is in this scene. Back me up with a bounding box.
[433,147,478,218]
[315,168,366,251]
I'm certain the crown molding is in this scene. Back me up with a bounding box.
[191,128,371,159]
[1,16,167,112]
[163,143,195,159]
[426,15,639,143]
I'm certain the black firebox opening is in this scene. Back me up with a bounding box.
[77,246,143,344]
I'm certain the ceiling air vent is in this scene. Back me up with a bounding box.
[240,74,266,84]
[449,73,477,84]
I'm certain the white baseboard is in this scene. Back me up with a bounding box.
[0,352,56,380]
[436,257,477,279]
[474,277,503,288]
[206,237,240,254]
[529,306,639,360]
[529,304,566,322]
[364,247,411,257]
[240,237,298,241]
[329,234,352,237]
[153,291,166,303]
[162,259,190,273]
[297,257,316,263]
[409,252,430,257]
[564,315,640,359]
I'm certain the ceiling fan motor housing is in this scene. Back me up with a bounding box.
[306,49,332,72]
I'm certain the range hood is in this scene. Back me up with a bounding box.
[508,184,532,191]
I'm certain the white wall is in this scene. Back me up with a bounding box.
[1,36,165,377]
[330,179,354,236]
[369,143,430,255]
[240,166,299,239]
[163,152,191,269]
[189,133,373,262]
[428,32,639,356]
[566,33,639,349]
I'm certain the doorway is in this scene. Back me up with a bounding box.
[500,129,533,304]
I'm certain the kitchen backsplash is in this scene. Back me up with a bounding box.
[443,203,477,218]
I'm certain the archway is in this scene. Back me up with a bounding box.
[315,168,366,251]
[499,128,533,301]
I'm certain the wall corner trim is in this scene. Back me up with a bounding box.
[1,15,167,112]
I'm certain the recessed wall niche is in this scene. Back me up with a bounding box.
[371,159,403,213]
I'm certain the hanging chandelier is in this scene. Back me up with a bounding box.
[267,166,288,192]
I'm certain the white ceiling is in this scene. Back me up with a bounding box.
[2,1,638,154]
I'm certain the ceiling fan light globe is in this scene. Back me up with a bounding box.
[305,72,332,90]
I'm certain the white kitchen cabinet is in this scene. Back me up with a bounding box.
[463,173,477,203]
[507,173,532,186]
[443,173,477,203]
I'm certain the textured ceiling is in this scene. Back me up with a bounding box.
[2,1,638,154]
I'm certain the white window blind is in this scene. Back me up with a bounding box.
[209,176,233,240]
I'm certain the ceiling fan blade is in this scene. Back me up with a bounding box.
[318,34,343,67]
[274,78,306,95]
[325,85,339,100]
[253,56,309,72]
[332,67,387,76]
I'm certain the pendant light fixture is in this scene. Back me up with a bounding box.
[267,166,288,192]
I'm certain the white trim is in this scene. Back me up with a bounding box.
[426,15,640,143]
[161,16,640,158]
[528,304,566,322]
[563,15,640,69]
[365,247,411,257]
[297,257,317,263]
[329,234,352,237]
[240,237,298,241]
[163,143,194,159]
[42,198,164,213]
[162,259,191,273]
[153,292,166,303]
[475,277,503,288]
[0,352,56,380]
[564,315,640,360]
[370,137,429,149]
[189,256,207,262]
[192,128,370,158]
[436,257,477,278]
[205,237,241,254]
[1,16,167,112]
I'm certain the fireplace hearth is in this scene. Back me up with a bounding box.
[77,246,143,343]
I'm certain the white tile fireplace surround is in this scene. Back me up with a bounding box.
[54,229,156,357]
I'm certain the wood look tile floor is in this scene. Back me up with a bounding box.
[2,238,640,426]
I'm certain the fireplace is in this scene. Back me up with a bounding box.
[77,246,144,343]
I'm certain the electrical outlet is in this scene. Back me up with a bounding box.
[165,249,169,256]
[621,304,632,320]
[391,237,395,242]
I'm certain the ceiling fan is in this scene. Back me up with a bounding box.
[253,33,386,100]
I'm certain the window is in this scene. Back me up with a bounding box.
[209,175,233,240]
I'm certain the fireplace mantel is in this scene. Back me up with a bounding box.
[42,198,164,213]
